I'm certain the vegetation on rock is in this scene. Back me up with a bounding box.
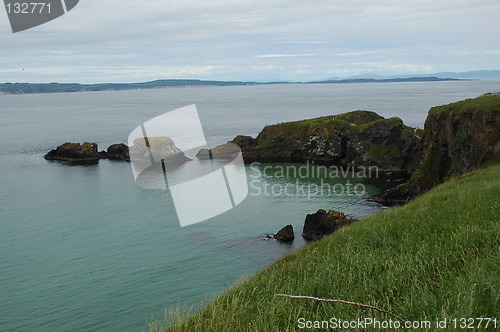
[377,93,500,205]
[233,110,422,174]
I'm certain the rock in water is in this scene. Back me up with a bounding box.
[106,143,130,161]
[196,142,241,160]
[274,225,295,242]
[44,142,100,164]
[302,209,358,241]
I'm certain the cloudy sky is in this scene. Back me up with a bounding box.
[1,0,499,83]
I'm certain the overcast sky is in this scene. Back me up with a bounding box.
[1,0,499,83]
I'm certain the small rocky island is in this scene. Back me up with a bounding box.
[45,142,130,164]
[44,137,191,165]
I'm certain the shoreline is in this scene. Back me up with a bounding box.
[0,77,465,95]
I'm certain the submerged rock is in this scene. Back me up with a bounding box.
[302,209,358,241]
[274,225,295,242]
[44,142,100,164]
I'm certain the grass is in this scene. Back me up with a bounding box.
[150,165,500,331]
[367,145,401,159]
[429,94,500,117]
[255,111,416,147]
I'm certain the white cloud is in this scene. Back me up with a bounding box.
[484,50,500,55]
[255,54,319,58]
[0,0,499,82]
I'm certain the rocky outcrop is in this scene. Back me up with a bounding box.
[44,142,101,164]
[302,209,358,241]
[274,225,295,242]
[232,111,422,175]
[375,93,500,205]
[106,143,130,161]
[46,138,192,167]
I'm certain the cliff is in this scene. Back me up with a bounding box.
[233,110,422,175]
[377,93,500,205]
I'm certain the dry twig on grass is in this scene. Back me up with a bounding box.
[275,294,416,330]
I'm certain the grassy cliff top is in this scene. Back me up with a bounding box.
[429,93,500,117]
[264,111,386,129]
[152,164,500,331]
[257,111,413,142]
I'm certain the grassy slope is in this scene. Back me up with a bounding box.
[429,94,500,117]
[255,111,415,150]
[153,165,499,331]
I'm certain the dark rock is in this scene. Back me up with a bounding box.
[375,94,500,205]
[196,142,241,160]
[232,135,257,148]
[302,209,358,241]
[44,142,100,165]
[107,143,130,161]
[274,225,295,242]
[44,149,56,159]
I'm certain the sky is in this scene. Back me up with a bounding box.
[1,0,499,83]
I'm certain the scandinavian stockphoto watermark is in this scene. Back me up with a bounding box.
[128,105,248,227]
[3,0,79,33]
[248,162,378,199]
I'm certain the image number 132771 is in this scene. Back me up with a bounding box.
[5,2,51,14]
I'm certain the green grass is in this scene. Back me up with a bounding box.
[255,111,416,148]
[429,94,500,117]
[151,165,500,331]
[368,145,401,159]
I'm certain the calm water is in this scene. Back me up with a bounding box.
[1,81,499,331]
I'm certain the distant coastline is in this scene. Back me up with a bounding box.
[0,76,462,95]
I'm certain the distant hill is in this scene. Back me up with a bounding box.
[325,70,500,81]
[0,76,467,94]
[426,70,500,79]
[0,79,257,94]
[310,76,460,84]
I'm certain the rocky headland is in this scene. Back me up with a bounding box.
[231,110,422,177]
[375,93,500,205]
[228,93,500,207]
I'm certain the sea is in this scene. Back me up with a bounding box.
[1,80,499,331]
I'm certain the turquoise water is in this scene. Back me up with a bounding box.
[1,81,499,331]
